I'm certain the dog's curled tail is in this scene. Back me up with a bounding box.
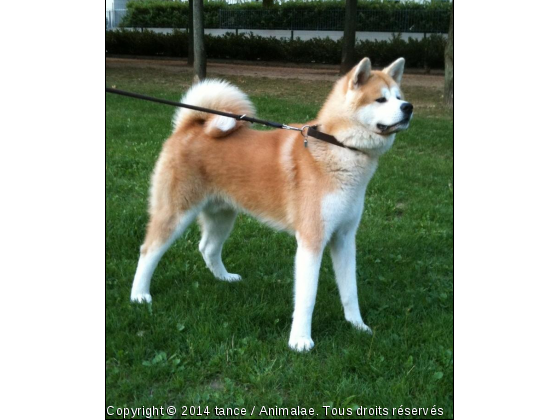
[172,79,256,138]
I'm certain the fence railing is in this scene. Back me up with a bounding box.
[107,8,450,34]
[219,9,449,33]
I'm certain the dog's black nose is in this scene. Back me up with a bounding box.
[401,102,413,115]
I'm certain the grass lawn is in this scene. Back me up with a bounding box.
[106,63,453,419]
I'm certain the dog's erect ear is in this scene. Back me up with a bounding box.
[349,58,372,89]
[382,58,405,85]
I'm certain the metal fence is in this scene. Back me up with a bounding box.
[106,9,127,29]
[219,9,449,33]
[106,7,450,33]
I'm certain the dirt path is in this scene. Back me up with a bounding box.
[106,57,444,89]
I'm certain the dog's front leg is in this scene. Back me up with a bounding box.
[330,227,371,333]
[289,241,323,352]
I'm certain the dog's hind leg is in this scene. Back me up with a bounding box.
[130,207,200,303]
[198,205,240,282]
[330,226,371,333]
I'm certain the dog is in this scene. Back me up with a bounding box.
[130,57,413,351]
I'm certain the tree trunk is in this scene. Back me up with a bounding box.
[444,3,453,108]
[193,0,206,82]
[340,0,357,74]
[187,0,194,68]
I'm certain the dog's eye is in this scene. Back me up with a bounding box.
[375,98,387,103]
[396,96,402,100]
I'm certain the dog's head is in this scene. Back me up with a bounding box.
[349,57,413,136]
[319,57,413,154]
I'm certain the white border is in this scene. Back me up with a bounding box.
[455,1,560,419]
[1,1,105,416]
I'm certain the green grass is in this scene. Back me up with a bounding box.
[106,64,453,419]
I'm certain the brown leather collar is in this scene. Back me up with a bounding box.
[306,125,361,152]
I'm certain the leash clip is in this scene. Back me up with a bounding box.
[301,125,311,148]
[282,124,302,132]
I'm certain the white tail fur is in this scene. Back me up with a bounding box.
[172,79,255,137]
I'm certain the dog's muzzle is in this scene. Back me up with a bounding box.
[377,117,411,134]
[377,102,413,134]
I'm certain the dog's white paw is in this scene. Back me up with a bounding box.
[289,336,315,352]
[350,321,372,334]
[218,273,242,282]
[130,293,152,303]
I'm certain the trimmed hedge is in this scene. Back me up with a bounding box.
[120,0,224,29]
[105,30,446,69]
[120,0,451,33]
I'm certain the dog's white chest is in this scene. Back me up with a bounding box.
[321,185,371,242]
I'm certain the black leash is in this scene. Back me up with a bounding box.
[106,87,359,152]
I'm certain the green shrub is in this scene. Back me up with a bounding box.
[119,0,451,33]
[120,1,228,28]
[106,29,189,57]
[105,30,446,68]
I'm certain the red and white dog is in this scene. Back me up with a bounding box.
[130,57,413,351]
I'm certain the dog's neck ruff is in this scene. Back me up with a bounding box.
[301,124,367,154]
[306,126,362,153]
